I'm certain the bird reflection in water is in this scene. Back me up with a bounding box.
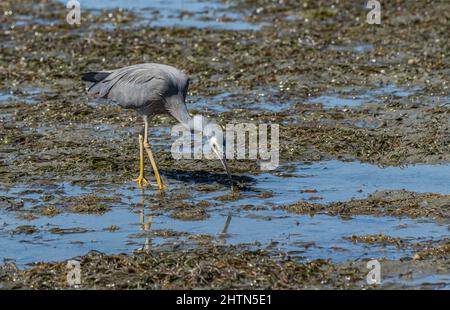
[218,213,233,245]
[135,188,234,250]
[137,188,153,252]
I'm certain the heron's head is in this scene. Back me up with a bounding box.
[189,116,233,189]
[208,133,232,187]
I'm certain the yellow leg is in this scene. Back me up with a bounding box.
[143,141,166,190]
[134,134,149,187]
[143,118,166,190]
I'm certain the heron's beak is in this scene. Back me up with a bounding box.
[209,137,233,189]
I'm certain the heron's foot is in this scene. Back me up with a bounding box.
[148,182,166,190]
[156,183,167,190]
[134,176,150,187]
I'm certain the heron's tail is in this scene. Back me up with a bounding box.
[81,71,111,83]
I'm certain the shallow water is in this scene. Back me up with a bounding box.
[0,87,48,105]
[0,92,17,102]
[247,160,450,204]
[57,0,261,30]
[306,84,421,108]
[2,203,447,266]
[1,160,449,266]
[188,91,293,113]
[189,84,424,112]
[396,274,450,290]
[329,43,374,54]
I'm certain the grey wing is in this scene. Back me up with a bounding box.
[87,65,169,109]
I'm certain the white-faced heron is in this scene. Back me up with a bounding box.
[81,63,231,190]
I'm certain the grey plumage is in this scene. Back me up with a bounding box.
[81,63,233,188]
[82,63,191,125]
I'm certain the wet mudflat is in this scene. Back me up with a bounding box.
[0,0,449,289]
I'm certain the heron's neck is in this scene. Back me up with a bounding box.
[168,101,192,130]
[167,97,207,132]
